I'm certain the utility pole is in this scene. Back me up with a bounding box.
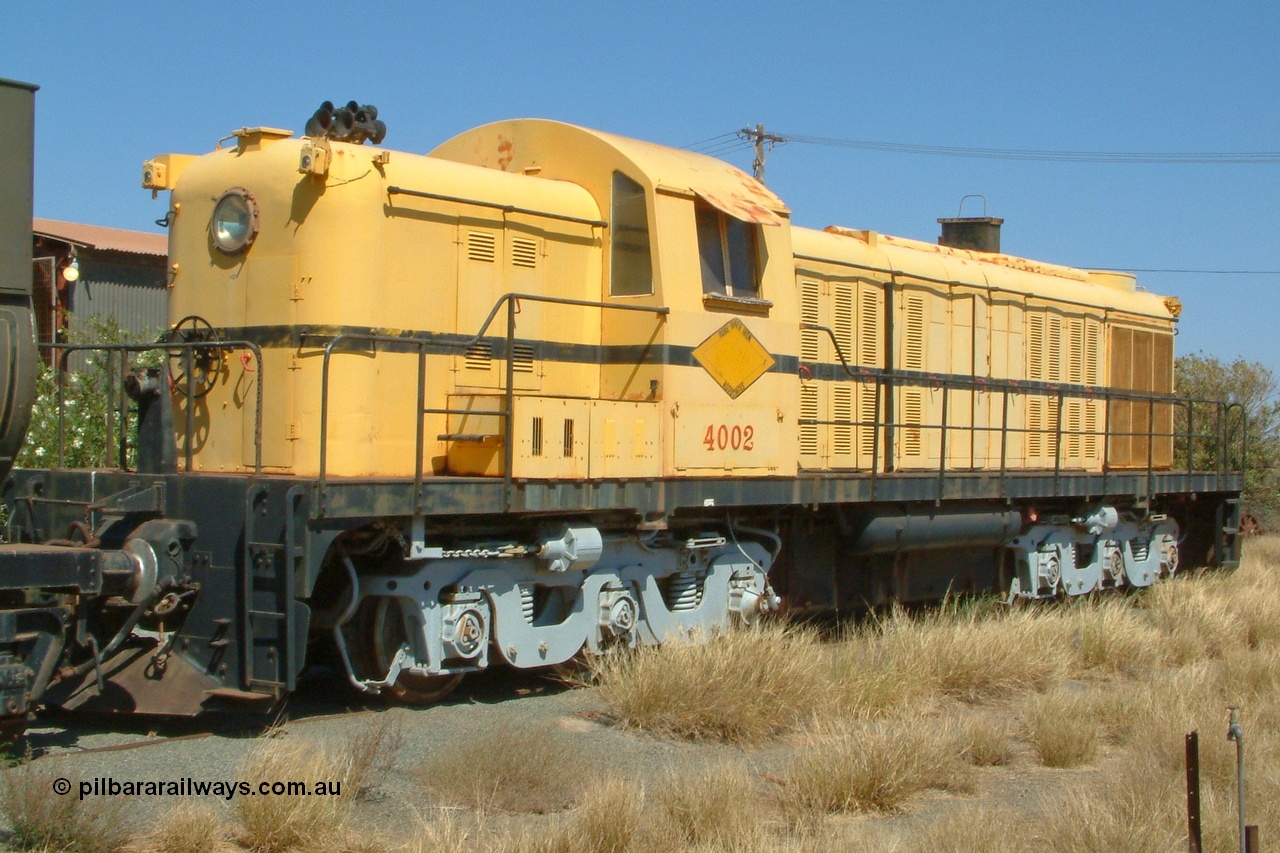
[739,124,785,183]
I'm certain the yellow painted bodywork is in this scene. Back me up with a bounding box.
[792,227,1176,471]
[152,118,1177,482]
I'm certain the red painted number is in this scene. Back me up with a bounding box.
[702,424,755,451]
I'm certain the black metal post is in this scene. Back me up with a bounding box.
[1187,730,1202,853]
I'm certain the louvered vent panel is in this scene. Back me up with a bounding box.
[833,384,853,456]
[903,390,923,456]
[1047,397,1060,459]
[859,385,878,457]
[904,295,925,371]
[800,280,821,362]
[1028,313,1045,380]
[465,342,492,371]
[467,231,496,263]
[563,419,575,457]
[859,289,880,366]
[1047,316,1063,382]
[800,384,819,457]
[1084,402,1098,459]
[1028,397,1044,457]
[1085,321,1101,385]
[1066,399,1082,459]
[512,343,535,373]
[531,416,544,457]
[511,237,538,269]
[1068,319,1084,384]
[834,285,854,363]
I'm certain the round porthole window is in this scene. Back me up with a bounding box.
[210,187,259,254]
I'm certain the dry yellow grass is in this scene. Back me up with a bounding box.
[1020,686,1101,768]
[343,712,405,801]
[414,717,587,813]
[956,712,1016,767]
[0,759,131,853]
[126,802,230,853]
[529,776,652,853]
[1073,595,1167,673]
[592,622,829,742]
[777,718,972,830]
[652,761,764,852]
[895,807,1031,853]
[233,733,354,853]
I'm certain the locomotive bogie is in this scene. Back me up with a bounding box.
[1006,509,1180,599]
[328,522,776,697]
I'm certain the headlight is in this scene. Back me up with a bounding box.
[210,188,259,254]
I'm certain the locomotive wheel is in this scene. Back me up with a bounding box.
[0,718,27,745]
[351,596,462,704]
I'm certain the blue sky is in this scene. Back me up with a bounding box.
[6,1,1278,377]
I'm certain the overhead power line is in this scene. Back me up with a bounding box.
[1097,268,1280,275]
[686,126,1280,165]
[767,132,1280,164]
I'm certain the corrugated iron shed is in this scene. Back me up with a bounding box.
[33,218,166,257]
[31,219,170,364]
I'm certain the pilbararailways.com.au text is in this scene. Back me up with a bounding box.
[56,776,343,801]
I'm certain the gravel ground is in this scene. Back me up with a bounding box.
[0,664,1117,852]
[2,666,799,846]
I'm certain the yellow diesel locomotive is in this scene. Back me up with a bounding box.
[0,101,1242,725]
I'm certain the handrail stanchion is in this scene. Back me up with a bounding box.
[318,341,336,516]
[503,298,517,513]
[183,348,195,472]
[1053,388,1064,497]
[936,382,949,505]
[56,348,67,466]
[869,378,881,500]
[1186,400,1194,476]
[999,387,1009,499]
[105,351,115,468]
[415,346,427,516]
[1147,395,1156,504]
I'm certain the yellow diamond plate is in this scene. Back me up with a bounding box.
[692,318,776,400]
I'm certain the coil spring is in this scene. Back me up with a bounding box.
[520,584,535,623]
[663,571,705,612]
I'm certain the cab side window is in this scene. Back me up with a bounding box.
[696,203,760,299]
[610,171,653,296]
